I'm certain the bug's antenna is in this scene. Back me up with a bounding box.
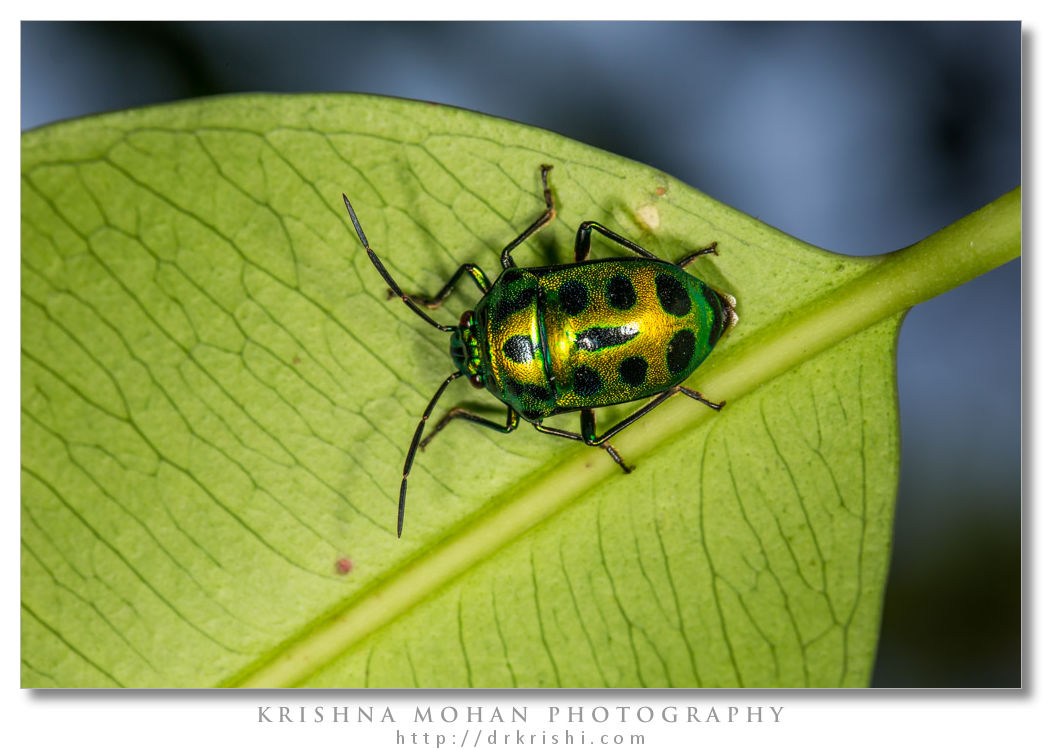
[342,193,456,333]
[398,370,463,537]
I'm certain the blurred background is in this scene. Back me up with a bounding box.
[21,21,1021,687]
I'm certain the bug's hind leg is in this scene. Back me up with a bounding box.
[578,386,725,455]
[500,165,557,269]
[676,386,724,410]
[420,406,520,451]
[676,242,719,268]
[533,421,632,473]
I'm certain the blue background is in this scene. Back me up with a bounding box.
[21,21,1021,687]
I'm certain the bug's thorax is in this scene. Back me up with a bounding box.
[471,269,558,421]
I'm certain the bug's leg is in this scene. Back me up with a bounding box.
[676,242,719,268]
[419,406,519,450]
[532,422,582,441]
[500,165,557,269]
[579,386,725,451]
[573,221,660,262]
[533,421,632,473]
[676,386,725,410]
[406,263,492,309]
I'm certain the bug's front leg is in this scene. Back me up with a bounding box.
[388,263,492,308]
[402,265,491,308]
[500,165,557,269]
[420,405,520,450]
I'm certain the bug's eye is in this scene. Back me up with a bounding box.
[468,374,484,389]
[459,310,474,329]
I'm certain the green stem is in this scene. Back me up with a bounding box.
[863,185,1021,307]
[805,184,1021,344]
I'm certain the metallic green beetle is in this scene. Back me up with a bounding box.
[343,166,737,536]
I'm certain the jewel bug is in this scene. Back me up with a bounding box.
[342,166,737,536]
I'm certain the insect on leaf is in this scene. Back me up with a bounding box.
[21,94,1019,687]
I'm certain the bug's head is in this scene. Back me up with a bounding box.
[449,310,484,388]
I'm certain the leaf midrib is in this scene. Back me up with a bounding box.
[227,187,1020,687]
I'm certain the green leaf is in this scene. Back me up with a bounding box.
[21,94,1020,688]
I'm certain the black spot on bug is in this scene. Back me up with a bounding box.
[573,365,603,397]
[501,269,524,285]
[559,280,588,316]
[521,409,542,421]
[606,274,637,310]
[576,326,639,351]
[503,335,535,363]
[505,378,524,397]
[666,329,696,375]
[656,273,691,317]
[619,356,649,387]
[526,385,552,402]
[496,287,537,319]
